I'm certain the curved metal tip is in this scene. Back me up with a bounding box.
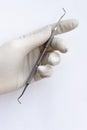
[62,8,66,18]
[17,98,22,104]
[17,83,29,104]
[62,8,66,14]
[53,8,66,31]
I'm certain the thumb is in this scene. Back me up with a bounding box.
[13,26,51,55]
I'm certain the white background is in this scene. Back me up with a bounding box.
[0,0,87,130]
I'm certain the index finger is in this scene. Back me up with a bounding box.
[50,19,79,35]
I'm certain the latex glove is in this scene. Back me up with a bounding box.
[0,19,78,94]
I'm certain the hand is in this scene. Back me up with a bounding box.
[0,19,78,94]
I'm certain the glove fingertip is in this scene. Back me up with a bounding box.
[37,65,53,77]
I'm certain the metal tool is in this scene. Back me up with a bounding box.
[17,8,66,104]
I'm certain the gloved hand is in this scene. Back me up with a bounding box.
[0,19,78,94]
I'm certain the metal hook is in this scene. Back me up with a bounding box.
[17,8,66,104]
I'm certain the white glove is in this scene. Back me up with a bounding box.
[0,19,78,94]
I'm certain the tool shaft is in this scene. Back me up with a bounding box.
[27,29,55,84]
[17,8,66,103]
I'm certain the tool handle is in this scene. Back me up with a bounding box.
[27,29,56,84]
